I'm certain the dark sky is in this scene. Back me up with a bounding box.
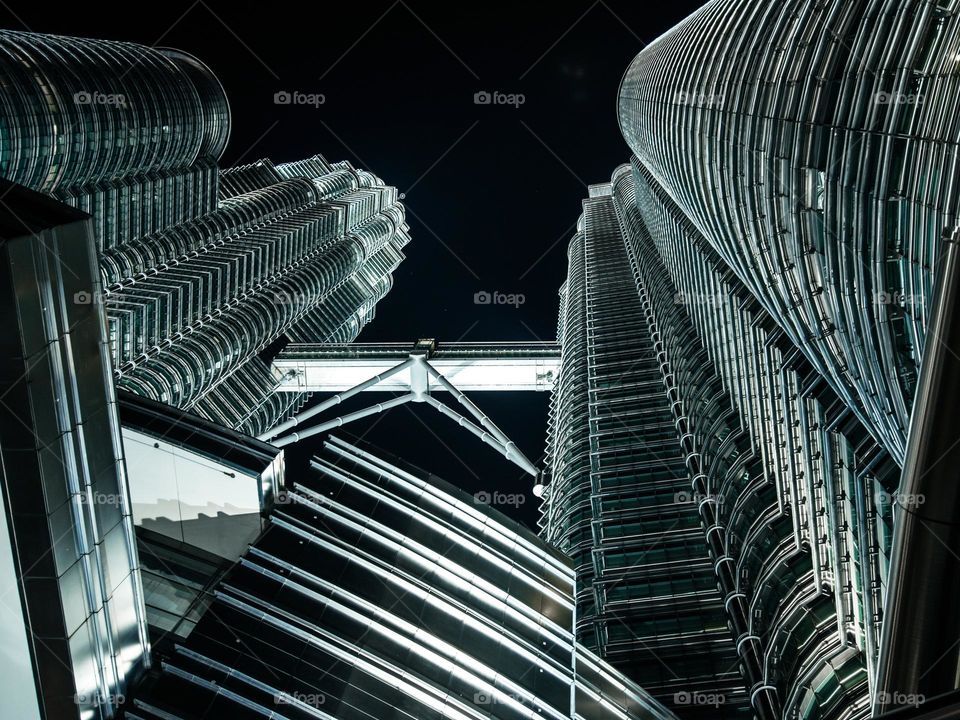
[1,0,708,528]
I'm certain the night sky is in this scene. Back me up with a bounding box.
[1,0,709,528]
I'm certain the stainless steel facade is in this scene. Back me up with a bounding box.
[542,1,960,716]
[617,0,960,467]
[129,435,678,720]
[0,30,229,252]
[541,177,750,718]
[0,30,412,720]
[874,226,960,711]
[106,154,410,436]
[0,29,409,438]
[542,165,901,720]
[0,182,150,720]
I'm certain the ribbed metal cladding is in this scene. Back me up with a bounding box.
[190,356,311,438]
[625,154,902,715]
[542,164,905,719]
[618,0,960,466]
[0,28,411,438]
[106,154,410,433]
[0,182,150,720]
[618,163,892,720]
[0,30,229,251]
[127,436,677,720]
[541,180,749,718]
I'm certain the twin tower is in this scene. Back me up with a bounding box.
[3,1,960,718]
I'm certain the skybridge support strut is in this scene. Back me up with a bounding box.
[264,352,540,478]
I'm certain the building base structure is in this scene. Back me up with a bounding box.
[124,435,679,720]
[0,181,150,720]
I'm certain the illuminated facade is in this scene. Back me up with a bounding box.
[0,181,150,720]
[617,0,960,467]
[0,31,411,719]
[542,176,751,718]
[105,154,409,436]
[541,1,960,717]
[0,30,409,437]
[0,30,228,252]
[129,435,678,720]
[541,165,900,720]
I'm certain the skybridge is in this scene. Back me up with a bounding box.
[260,339,561,486]
[270,339,561,393]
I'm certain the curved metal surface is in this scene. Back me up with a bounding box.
[875,230,960,713]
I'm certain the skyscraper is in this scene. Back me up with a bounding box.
[540,1,960,718]
[541,173,753,718]
[0,28,411,720]
[541,163,900,720]
[616,0,960,467]
[7,6,960,720]
[106,154,409,436]
[0,30,409,437]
